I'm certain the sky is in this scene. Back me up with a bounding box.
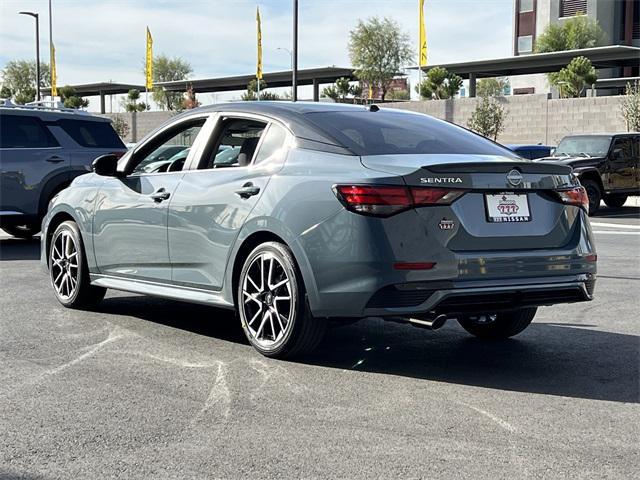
[0,0,515,111]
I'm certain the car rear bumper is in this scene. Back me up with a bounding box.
[310,273,595,318]
[361,273,595,317]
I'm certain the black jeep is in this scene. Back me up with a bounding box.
[538,133,639,215]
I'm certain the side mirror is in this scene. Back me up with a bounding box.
[92,154,119,176]
[550,147,556,156]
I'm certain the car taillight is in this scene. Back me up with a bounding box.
[555,186,589,211]
[111,151,125,159]
[334,185,466,217]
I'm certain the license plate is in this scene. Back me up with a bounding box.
[485,192,531,222]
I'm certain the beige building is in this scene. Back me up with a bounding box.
[511,0,639,95]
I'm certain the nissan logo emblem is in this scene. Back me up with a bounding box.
[506,169,523,186]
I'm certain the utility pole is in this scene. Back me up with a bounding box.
[19,11,40,101]
[292,0,298,102]
[49,0,53,98]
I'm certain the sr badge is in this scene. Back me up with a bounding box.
[438,218,455,230]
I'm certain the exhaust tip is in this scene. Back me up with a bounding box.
[408,314,448,330]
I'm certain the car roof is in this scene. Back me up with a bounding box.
[172,101,432,154]
[0,105,111,122]
[561,133,639,138]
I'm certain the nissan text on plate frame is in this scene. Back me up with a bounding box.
[41,102,597,358]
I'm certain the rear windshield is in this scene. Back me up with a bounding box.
[304,110,515,157]
[58,119,125,149]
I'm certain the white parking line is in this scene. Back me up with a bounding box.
[592,231,640,235]
[590,222,640,230]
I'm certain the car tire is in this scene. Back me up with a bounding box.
[237,241,326,358]
[581,179,601,215]
[2,223,39,239]
[49,220,106,309]
[603,194,627,208]
[457,307,537,339]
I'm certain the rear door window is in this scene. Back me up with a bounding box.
[57,119,125,148]
[0,114,59,148]
[200,118,267,169]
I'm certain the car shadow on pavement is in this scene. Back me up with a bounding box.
[0,238,41,261]
[300,317,639,404]
[592,205,640,219]
[98,295,638,404]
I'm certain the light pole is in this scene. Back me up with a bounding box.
[19,11,40,101]
[277,47,293,98]
[292,0,298,102]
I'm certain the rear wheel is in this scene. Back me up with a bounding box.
[457,307,537,339]
[49,221,106,308]
[581,179,601,215]
[603,194,627,208]
[2,223,39,239]
[237,241,325,358]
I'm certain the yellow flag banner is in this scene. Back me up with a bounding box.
[256,7,263,80]
[51,43,57,97]
[419,0,428,67]
[146,27,153,90]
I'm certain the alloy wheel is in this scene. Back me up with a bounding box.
[241,252,293,348]
[51,230,79,300]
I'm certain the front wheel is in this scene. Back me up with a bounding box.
[457,307,537,339]
[581,179,601,216]
[603,194,627,208]
[49,221,106,309]
[237,241,325,358]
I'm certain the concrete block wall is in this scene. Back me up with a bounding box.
[386,94,628,146]
[101,95,629,146]
[101,111,174,143]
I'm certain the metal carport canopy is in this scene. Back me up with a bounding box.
[156,66,357,101]
[409,46,640,97]
[41,82,146,114]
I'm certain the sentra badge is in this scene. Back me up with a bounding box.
[420,177,463,184]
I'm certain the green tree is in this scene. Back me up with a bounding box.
[467,96,507,141]
[123,89,149,112]
[111,114,130,139]
[349,17,412,101]
[1,59,50,104]
[549,56,597,98]
[58,85,89,109]
[416,67,463,100]
[387,88,410,100]
[535,16,604,53]
[621,81,640,132]
[321,77,360,103]
[477,77,510,97]
[241,79,279,101]
[148,54,193,111]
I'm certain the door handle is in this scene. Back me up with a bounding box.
[150,188,170,202]
[235,183,260,199]
[46,156,65,163]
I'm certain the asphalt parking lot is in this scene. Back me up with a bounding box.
[1,205,639,480]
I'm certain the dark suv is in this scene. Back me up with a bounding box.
[0,102,126,238]
[538,133,640,215]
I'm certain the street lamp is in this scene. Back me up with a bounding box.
[292,0,298,101]
[19,11,41,101]
[277,47,293,98]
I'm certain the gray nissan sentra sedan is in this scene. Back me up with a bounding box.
[41,102,597,358]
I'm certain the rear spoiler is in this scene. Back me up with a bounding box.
[424,162,572,175]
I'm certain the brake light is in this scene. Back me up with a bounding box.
[334,185,466,217]
[556,187,589,211]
